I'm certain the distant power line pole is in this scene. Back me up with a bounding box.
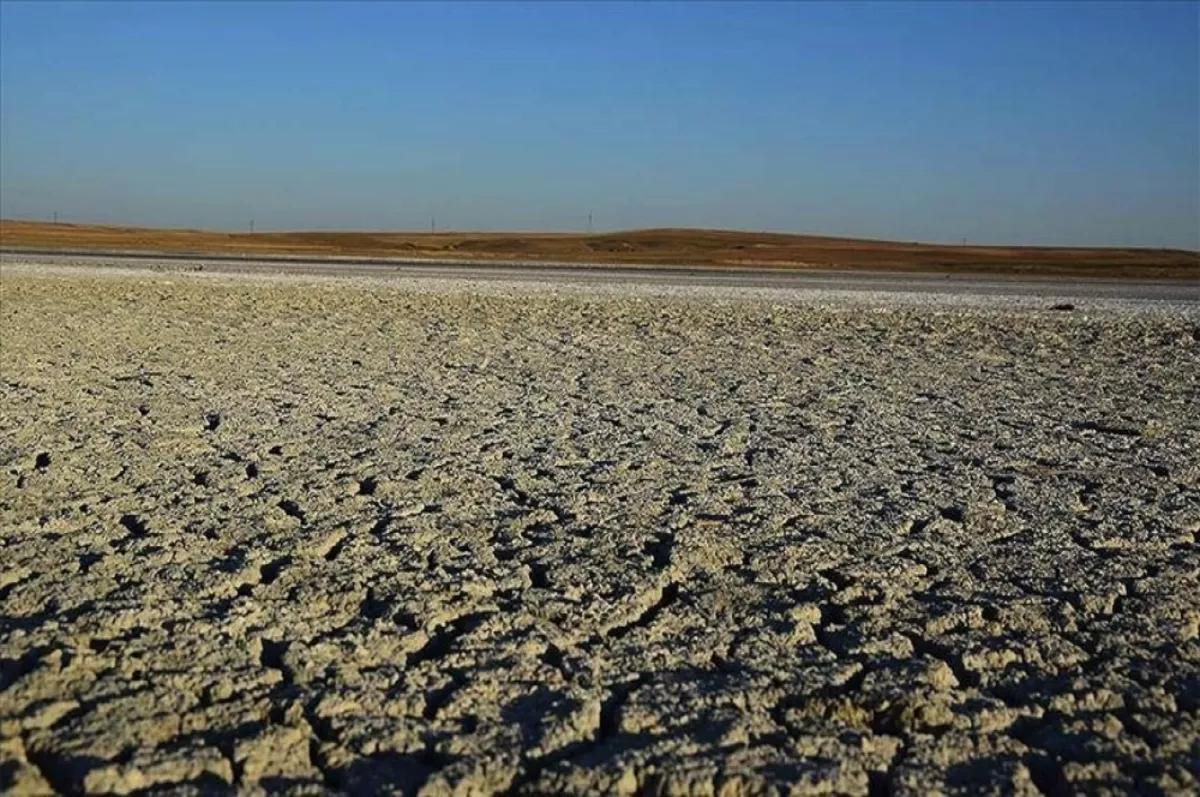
[250,219,255,234]
[53,210,58,224]
[431,216,436,234]
[588,212,593,234]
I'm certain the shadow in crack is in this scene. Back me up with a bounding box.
[944,755,1034,792]
[22,750,108,794]
[327,751,449,796]
[502,685,582,748]
[505,671,752,787]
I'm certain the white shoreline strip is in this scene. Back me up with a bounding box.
[3,257,1198,318]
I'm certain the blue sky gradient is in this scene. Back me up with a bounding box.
[1,0,1196,246]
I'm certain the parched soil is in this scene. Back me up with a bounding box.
[1,266,1199,795]
[3,220,1198,278]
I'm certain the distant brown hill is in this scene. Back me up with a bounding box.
[2,220,1197,278]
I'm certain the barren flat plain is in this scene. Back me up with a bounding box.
[2,257,1199,795]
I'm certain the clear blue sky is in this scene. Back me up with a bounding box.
[1,0,1197,247]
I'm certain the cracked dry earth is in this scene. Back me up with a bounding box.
[1,266,1199,797]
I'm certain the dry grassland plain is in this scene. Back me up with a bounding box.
[1,261,1199,795]
[3,220,1199,278]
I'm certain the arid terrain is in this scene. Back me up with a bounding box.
[2,220,1198,279]
[1,259,1199,795]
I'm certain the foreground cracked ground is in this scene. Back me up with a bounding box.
[1,268,1198,795]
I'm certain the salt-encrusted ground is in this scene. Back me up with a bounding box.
[2,263,1198,795]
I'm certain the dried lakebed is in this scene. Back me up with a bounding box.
[1,265,1198,796]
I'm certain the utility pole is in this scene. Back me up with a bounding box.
[250,219,255,234]
[53,210,58,224]
[431,216,436,234]
[588,212,593,234]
